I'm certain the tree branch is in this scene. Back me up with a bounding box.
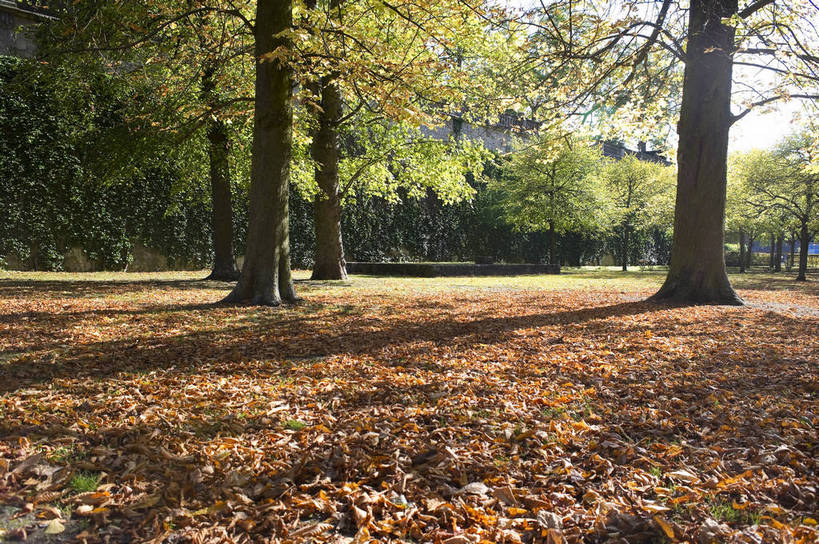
[738,0,776,19]
[730,93,819,124]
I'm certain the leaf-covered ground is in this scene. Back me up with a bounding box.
[0,270,816,544]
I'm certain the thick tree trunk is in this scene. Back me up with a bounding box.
[205,118,239,281]
[201,68,238,281]
[548,221,556,265]
[224,0,297,305]
[651,0,742,304]
[796,223,809,281]
[310,76,347,280]
[746,235,754,270]
[738,228,746,273]
[774,233,783,272]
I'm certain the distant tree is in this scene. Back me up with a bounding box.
[726,163,762,273]
[298,0,501,279]
[489,134,604,265]
[598,156,675,271]
[519,0,819,303]
[302,111,486,280]
[39,0,254,281]
[734,135,819,281]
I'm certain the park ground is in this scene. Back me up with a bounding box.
[0,269,817,543]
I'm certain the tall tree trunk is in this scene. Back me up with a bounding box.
[768,235,775,269]
[621,221,629,272]
[746,235,754,270]
[789,233,796,271]
[796,222,809,281]
[774,233,783,272]
[548,220,556,265]
[310,76,347,280]
[738,228,746,273]
[202,67,238,281]
[224,0,297,305]
[651,0,742,305]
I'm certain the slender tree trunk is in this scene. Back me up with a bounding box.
[774,233,783,272]
[796,222,809,281]
[310,76,347,280]
[789,233,796,271]
[224,0,297,305]
[201,68,238,281]
[621,221,629,272]
[746,235,754,270]
[738,228,746,273]
[768,235,775,269]
[651,0,742,305]
[548,221,556,265]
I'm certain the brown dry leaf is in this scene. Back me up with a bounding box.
[0,273,816,543]
[654,516,675,539]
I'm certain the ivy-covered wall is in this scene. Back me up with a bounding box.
[1,56,671,273]
[0,56,214,271]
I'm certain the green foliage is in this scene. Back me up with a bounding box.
[284,420,307,431]
[488,133,606,235]
[69,472,100,493]
[598,155,675,231]
[292,111,487,207]
[0,57,215,271]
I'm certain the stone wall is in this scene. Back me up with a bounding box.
[0,2,41,57]
[125,242,170,272]
[346,262,561,277]
[62,246,97,272]
[421,117,530,153]
[1,241,204,272]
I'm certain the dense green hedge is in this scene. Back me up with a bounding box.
[1,56,671,272]
[288,183,672,269]
[0,56,216,270]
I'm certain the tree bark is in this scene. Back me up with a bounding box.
[746,235,754,270]
[738,228,746,273]
[621,221,629,272]
[201,67,238,281]
[548,220,556,265]
[651,0,742,304]
[224,0,297,305]
[310,76,347,280]
[796,222,809,281]
[774,233,783,272]
[768,235,775,269]
[788,233,795,271]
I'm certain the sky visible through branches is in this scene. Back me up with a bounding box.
[501,0,819,153]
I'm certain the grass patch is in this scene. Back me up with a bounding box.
[284,419,307,431]
[69,472,100,493]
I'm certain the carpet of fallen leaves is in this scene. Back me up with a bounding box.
[0,270,817,544]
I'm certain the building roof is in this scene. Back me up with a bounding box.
[0,1,57,20]
[600,140,672,166]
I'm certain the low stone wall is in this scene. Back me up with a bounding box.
[2,241,203,272]
[125,242,169,272]
[62,246,97,272]
[346,262,560,277]
[0,3,41,57]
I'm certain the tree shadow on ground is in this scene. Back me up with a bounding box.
[0,278,230,300]
[730,271,819,293]
[1,300,668,393]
